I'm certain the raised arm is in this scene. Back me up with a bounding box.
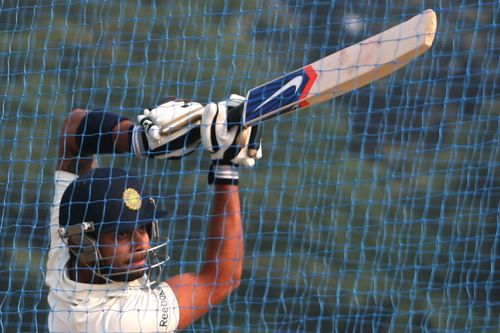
[167,184,243,329]
[56,102,202,174]
[165,94,262,330]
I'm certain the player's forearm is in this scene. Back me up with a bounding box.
[110,118,134,153]
[57,109,93,175]
[57,109,133,174]
[201,184,244,292]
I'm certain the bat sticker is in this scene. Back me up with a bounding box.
[244,65,318,123]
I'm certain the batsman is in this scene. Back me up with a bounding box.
[46,95,261,332]
[45,10,436,331]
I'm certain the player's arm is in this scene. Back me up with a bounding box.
[166,95,262,330]
[167,184,243,330]
[57,100,202,174]
[56,108,133,174]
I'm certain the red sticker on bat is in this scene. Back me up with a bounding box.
[298,65,319,108]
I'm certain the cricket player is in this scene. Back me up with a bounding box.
[46,96,261,332]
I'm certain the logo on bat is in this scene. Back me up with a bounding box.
[245,65,318,122]
[252,76,304,112]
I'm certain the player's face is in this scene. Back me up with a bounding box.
[98,224,151,277]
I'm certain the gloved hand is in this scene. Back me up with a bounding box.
[132,98,203,159]
[138,98,204,150]
[200,94,262,185]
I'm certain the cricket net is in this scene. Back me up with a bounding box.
[0,1,498,332]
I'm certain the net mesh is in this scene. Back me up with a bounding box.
[0,1,498,332]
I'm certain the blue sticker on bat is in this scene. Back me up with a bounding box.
[245,66,317,123]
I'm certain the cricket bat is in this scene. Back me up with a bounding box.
[161,9,437,135]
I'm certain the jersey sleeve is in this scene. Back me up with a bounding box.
[46,171,78,290]
[50,170,78,245]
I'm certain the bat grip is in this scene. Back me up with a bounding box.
[227,103,261,157]
[226,103,245,128]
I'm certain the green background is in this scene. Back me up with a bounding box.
[0,1,498,332]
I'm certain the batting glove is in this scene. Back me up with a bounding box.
[132,98,202,159]
[201,94,263,185]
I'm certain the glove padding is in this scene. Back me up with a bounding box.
[201,94,262,167]
[133,98,202,159]
[138,98,203,150]
[201,94,262,185]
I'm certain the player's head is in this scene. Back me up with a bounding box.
[58,167,169,285]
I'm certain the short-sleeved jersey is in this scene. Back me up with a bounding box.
[45,171,179,332]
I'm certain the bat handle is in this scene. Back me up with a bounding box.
[227,103,245,128]
[226,103,261,157]
[158,102,244,136]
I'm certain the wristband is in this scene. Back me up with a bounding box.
[208,163,239,185]
[130,125,147,157]
[76,111,129,155]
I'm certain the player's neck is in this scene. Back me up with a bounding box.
[68,261,107,284]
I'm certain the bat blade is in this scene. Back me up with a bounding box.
[161,9,437,136]
[242,9,437,126]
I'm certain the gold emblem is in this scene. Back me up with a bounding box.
[123,188,142,210]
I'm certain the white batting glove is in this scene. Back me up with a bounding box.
[201,94,263,185]
[132,98,202,160]
[137,99,203,150]
[230,125,263,167]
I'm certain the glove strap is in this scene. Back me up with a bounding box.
[208,163,239,185]
[130,125,146,157]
